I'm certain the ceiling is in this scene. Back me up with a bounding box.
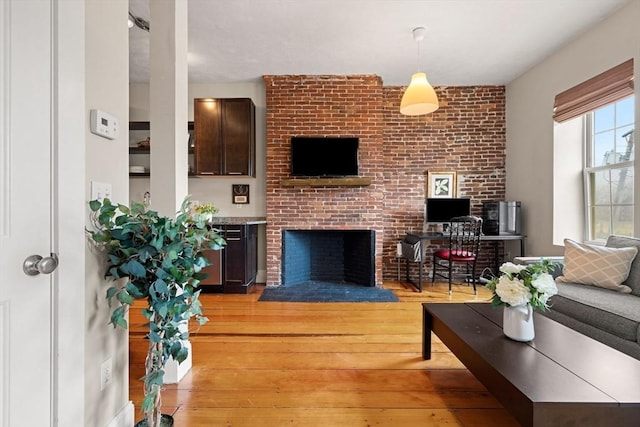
[128,0,631,86]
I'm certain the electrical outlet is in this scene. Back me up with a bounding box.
[100,358,113,391]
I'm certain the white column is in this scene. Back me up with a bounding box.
[149,0,191,383]
[149,0,189,217]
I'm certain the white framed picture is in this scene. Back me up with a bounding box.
[426,171,457,198]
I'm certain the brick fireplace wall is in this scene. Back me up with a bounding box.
[264,75,386,287]
[264,75,506,287]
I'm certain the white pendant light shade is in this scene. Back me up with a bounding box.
[400,72,439,115]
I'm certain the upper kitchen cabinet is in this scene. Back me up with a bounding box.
[194,98,256,177]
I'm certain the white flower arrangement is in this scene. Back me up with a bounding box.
[485,260,558,310]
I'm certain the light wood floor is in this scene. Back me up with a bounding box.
[129,281,520,426]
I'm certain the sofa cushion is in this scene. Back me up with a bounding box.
[606,235,640,297]
[550,281,640,343]
[556,238,637,293]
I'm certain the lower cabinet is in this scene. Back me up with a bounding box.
[200,224,258,294]
[200,248,224,293]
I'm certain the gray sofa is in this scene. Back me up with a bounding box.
[537,235,640,361]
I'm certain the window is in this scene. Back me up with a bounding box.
[553,59,635,243]
[584,97,634,240]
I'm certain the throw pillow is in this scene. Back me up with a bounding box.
[606,235,640,297]
[556,238,638,293]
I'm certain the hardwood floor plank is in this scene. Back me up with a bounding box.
[130,368,488,393]
[151,389,503,409]
[170,407,468,427]
[134,350,463,370]
[132,340,443,355]
[129,281,515,426]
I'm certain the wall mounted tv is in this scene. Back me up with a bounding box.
[290,136,359,177]
[425,198,471,223]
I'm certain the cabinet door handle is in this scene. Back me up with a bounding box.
[227,172,243,175]
[226,237,241,241]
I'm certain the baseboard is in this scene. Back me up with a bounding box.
[104,401,134,427]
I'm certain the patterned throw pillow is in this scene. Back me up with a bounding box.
[556,238,638,293]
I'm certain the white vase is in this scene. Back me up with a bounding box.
[198,212,213,223]
[503,303,535,342]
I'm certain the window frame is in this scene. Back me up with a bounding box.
[582,98,635,242]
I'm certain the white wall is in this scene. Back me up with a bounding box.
[506,0,640,256]
[85,1,132,426]
[129,82,268,281]
[552,117,584,245]
[54,1,87,425]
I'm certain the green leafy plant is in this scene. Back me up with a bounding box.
[87,197,225,427]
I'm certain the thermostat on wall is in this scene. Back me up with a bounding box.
[90,109,119,140]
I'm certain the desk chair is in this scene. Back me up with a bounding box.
[431,216,483,295]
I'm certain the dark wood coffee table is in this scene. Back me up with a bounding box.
[422,303,640,427]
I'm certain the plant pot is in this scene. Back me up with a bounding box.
[134,414,174,427]
[503,303,534,342]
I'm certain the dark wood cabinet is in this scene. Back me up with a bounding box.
[200,224,258,294]
[199,248,224,293]
[222,224,258,294]
[194,98,255,177]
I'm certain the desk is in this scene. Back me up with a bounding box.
[405,232,526,292]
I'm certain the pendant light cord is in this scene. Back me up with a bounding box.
[412,27,426,73]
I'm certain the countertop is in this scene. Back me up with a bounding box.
[209,217,266,225]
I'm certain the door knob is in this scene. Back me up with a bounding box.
[23,253,59,276]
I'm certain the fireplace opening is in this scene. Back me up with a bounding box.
[282,230,375,286]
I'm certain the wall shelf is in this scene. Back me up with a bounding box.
[129,146,194,154]
[280,177,371,187]
[129,121,194,177]
[129,171,199,178]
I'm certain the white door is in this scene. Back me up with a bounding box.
[0,1,56,426]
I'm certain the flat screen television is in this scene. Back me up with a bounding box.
[291,136,359,177]
[425,198,471,223]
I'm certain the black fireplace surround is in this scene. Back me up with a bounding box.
[282,230,375,286]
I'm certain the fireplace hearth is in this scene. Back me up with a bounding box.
[282,230,375,286]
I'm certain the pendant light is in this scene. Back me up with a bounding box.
[400,27,439,116]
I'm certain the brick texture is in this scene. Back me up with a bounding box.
[264,75,505,287]
[383,86,506,283]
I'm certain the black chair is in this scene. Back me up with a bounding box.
[431,216,483,295]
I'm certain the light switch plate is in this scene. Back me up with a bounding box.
[91,181,112,201]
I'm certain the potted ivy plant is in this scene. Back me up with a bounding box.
[87,197,225,427]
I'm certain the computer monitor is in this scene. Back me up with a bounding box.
[425,198,471,223]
